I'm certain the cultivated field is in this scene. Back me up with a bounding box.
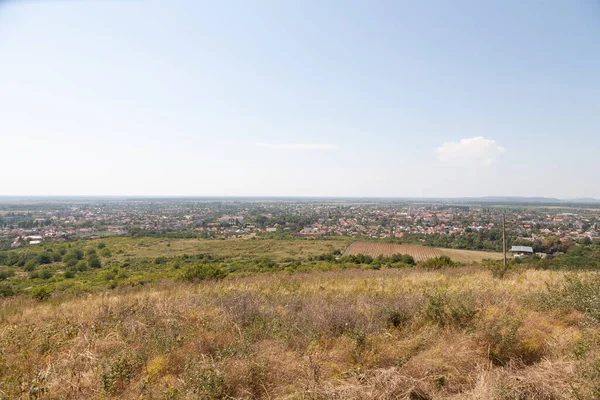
[343,241,503,263]
[343,242,443,261]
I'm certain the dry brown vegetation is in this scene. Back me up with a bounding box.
[2,267,600,399]
[437,248,504,264]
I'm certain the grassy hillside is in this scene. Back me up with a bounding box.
[103,236,353,261]
[2,267,600,399]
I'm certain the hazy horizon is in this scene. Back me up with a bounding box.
[2,1,599,198]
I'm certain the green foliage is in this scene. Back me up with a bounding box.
[481,314,522,366]
[0,281,19,297]
[40,269,54,280]
[101,355,138,395]
[481,258,511,278]
[544,275,600,321]
[339,254,374,264]
[64,269,76,279]
[0,268,15,281]
[424,289,477,328]
[24,259,38,271]
[99,248,112,258]
[88,256,101,269]
[420,256,456,269]
[37,253,52,265]
[76,260,88,272]
[31,286,52,301]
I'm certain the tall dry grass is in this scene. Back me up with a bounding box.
[1,267,599,399]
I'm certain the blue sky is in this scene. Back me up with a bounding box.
[1,0,599,197]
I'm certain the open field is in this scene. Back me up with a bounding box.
[2,267,600,399]
[437,248,504,264]
[103,237,353,262]
[342,241,503,263]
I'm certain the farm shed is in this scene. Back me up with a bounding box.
[510,245,534,256]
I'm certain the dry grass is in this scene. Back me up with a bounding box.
[103,237,351,262]
[1,268,599,399]
[437,248,504,264]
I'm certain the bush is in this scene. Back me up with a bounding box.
[99,248,112,258]
[40,269,53,280]
[481,258,510,278]
[424,289,477,328]
[180,263,227,282]
[50,251,63,262]
[0,281,19,297]
[88,256,101,269]
[31,286,52,301]
[0,268,15,281]
[37,254,52,265]
[76,260,88,272]
[544,275,600,321]
[24,259,38,272]
[420,256,456,269]
[101,355,137,395]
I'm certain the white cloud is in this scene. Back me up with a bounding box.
[436,136,505,167]
[256,143,337,150]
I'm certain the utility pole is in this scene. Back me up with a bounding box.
[502,214,507,268]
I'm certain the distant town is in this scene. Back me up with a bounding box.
[2,198,599,252]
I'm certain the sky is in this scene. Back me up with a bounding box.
[1,0,599,198]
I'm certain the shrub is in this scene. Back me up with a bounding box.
[180,263,227,282]
[37,254,52,265]
[424,289,477,328]
[40,269,53,280]
[100,248,112,258]
[420,256,456,269]
[480,258,511,278]
[101,355,137,395]
[0,268,15,281]
[0,281,18,297]
[545,275,600,321]
[24,259,38,272]
[50,251,63,262]
[76,260,88,272]
[31,286,52,301]
[88,256,101,269]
